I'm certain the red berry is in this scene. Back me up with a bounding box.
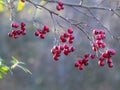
[53,55,59,61]
[69,34,74,40]
[99,56,104,61]
[51,48,56,54]
[78,65,84,70]
[59,45,64,51]
[101,42,106,48]
[92,47,97,51]
[99,30,105,34]
[43,25,49,32]
[98,61,105,66]
[109,49,116,55]
[58,1,63,6]
[93,29,99,35]
[95,35,101,40]
[74,62,79,67]
[16,30,22,35]
[61,5,64,10]
[13,35,18,39]
[106,58,113,63]
[21,22,26,27]
[56,5,61,11]
[67,28,73,34]
[21,27,26,31]
[90,54,95,59]
[11,23,19,28]
[34,31,39,36]
[63,32,69,38]
[53,45,59,50]
[63,49,69,55]
[84,53,89,58]
[8,32,13,37]
[82,58,88,64]
[108,63,113,68]
[63,44,69,49]
[100,34,105,39]
[39,34,45,39]
[60,35,66,42]
[69,46,75,52]
[68,38,73,44]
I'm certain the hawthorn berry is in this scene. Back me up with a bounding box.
[90,54,95,59]
[67,28,73,34]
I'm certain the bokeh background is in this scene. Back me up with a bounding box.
[0,0,120,90]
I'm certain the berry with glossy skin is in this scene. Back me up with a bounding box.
[67,28,73,34]
[43,25,49,32]
[98,60,105,66]
[68,38,73,44]
[84,53,89,58]
[60,35,66,42]
[63,44,69,49]
[58,1,63,6]
[69,46,75,52]
[59,45,64,51]
[63,32,69,38]
[56,5,61,11]
[34,30,40,36]
[74,62,79,67]
[69,34,74,40]
[99,30,105,34]
[63,49,69,55]
[90,54,95,59]
[106,58,113,63]
[93,29,99,35]
[11,23,19,28]
[78,65,84,70]
[108,63,113,68]
[39,34,45,39]
[8,32,13,37]
[21,22,26,27]
[53,55,59,61]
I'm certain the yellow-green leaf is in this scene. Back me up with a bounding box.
[1,66,9,71]
[17,0,25,11]
[0,73,3,79]
[0,3,3,11]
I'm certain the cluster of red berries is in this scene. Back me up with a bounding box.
[74,54,95,70]
[56,1,64,11]
[60,28,74,43]
[8,22,26,39]
[98,49,115,67]
[21,0,25,2]
[51,28,75,61]
[51,44,75,61]
[92,29,116,68]
[34,25,49,39]
[92,29,106,51]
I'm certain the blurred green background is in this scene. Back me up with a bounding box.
[0,0,120,90]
